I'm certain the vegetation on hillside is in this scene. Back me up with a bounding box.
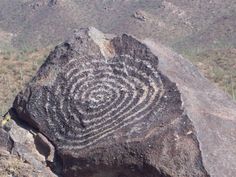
[0,47,51,115]
[184,48,236,100]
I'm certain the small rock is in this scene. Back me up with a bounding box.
[132,10,147,21]
[35,133,55,162]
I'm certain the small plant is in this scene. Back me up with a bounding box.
[1,113,11,127]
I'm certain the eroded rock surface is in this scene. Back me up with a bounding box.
[11,27,236,177]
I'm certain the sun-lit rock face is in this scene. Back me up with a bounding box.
[12,27,236,177]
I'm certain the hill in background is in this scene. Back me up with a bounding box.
[0,0,235,114]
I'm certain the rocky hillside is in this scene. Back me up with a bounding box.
[0,0,235,50]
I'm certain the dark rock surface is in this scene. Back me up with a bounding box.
[11,27,236,177]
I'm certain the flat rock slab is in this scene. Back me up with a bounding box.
[13,28,236,177]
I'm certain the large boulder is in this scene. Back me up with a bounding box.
[12,27,236,177]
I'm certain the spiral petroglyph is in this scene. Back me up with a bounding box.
[12,28,166,151]
[35,53,164,150]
